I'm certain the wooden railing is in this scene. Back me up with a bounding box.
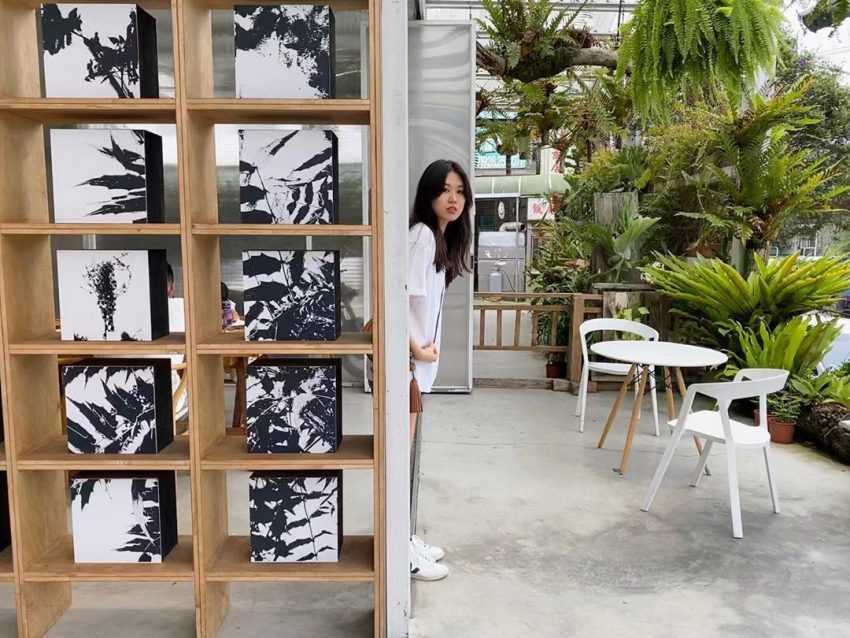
[473,292,604,389]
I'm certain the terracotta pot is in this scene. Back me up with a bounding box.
[754,409,796,444]
[546,362,566,379]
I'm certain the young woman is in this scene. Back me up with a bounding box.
[407,159,473,581]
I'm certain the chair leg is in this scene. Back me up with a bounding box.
[725,445,744,539]
[649,368,659,436]
[763,444,780,514]
[689,439,713,487]
[642,422,688,512]
[576,366,589,433]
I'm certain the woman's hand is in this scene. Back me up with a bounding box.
[413,342,439,363]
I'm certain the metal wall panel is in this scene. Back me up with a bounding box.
[408,21,475,392]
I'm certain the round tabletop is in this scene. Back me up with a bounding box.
[590,340,728,368]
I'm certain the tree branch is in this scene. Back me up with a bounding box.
[476,40,619,83]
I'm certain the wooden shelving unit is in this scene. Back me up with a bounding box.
[0,0,387,635]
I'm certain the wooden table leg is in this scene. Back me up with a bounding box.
[597,364,636,450]
[616,366,649,476]
[664,367,675,423]
[674,367,711,476]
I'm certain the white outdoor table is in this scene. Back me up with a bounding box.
[590,340,728,475]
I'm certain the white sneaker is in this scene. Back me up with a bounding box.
[411,534,445,562]
[410,541,449,581]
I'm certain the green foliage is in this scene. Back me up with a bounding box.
[642,252,850,332]
[790,372,850,410]
[729,317,842,378]
[801,0,850,31]
[558,148,648,220]
[766,390,804,422]
[617,0,785,116]
[585,202,660,282]
[526,215,595,296]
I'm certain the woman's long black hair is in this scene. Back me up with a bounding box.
[410,159,473,287]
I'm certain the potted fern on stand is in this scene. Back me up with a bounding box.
[756,391,803,444]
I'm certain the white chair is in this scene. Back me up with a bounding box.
[574,318,660,435]
[642,368,789,539]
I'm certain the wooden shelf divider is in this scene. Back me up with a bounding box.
[192,223,373,237]
[206,535,374,582]
[186,98,371,124]
[201,435,374,471]
[0,223,182,236]
[17,437,191,471]
[197,330,372,356]
[9,333,186,355]
[24,536,195,582]
[0,98,177,123]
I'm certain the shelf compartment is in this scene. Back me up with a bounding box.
[0,223,182,236]
[201,434,373,470]
[0,99,177,123]
[197,331,372,356]
[186,99,370,125]
[206,535,374,582]
[18,437,191,471]
[9,333,186,355]
[25,535,194,582]
[192,223,372,237]
[0,547,12,583]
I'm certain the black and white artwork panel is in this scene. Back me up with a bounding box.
[242,250,340,341]
[70,473,176,563]
[233,5,334,98]
[239,129,338,225]
[246,358,341,453]
[41,3,159,98]
[249,472,341,562]
[50,128,164,223]
[57,249,169,341]
[63,359,174,454]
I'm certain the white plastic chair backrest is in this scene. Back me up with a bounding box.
[579,318,659,364]
[680,368,789,442]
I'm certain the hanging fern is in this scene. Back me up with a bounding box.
[618,0,785,115]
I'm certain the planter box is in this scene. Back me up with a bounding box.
[41,4,158,98]
[70,472,177,563]
[49,128,164,224]
[249,471,341,562]
[242,250,340,341]
[239,129,338,224]
[62,358,174,454]
[246,357,342,453]
[57,249,170,341]
[233,5,335,98]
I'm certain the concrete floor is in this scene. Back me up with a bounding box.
[4,384,848,636]
[410,388,850,638]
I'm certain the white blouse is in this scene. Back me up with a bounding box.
[408,223,446,393]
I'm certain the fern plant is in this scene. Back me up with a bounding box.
[729,317,841,378]
[642,252,850,332]
[617,0,785,115]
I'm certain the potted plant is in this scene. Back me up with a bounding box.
[546,352,566,378]
[755,391,802,444]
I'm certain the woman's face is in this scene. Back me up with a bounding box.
[432,170,466,228]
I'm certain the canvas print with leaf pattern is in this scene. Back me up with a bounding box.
[249,471,342,562]
[233,4,335,98]
[63,359,174,454]
[41,3,159,98]
[247,358,342,454]
[239,129,338,224]
[50,128,164,223]
[242,250,340,341]
[70,472,177,563]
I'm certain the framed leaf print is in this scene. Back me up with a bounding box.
[57,249,170,342]
[242,250,341,341]
[70,472,177,563]
[233,4,335,98]
[41,3,159,98]
[62,358,174,454]
[49,128,165,224]
[249,471,341,562]
[239,129,338,225]
[246,357,342,454]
